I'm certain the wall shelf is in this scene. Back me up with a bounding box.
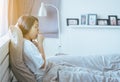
[67,25,120,29]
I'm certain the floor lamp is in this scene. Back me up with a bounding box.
[38,2,61,53]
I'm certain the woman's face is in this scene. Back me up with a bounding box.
[28,20,39,40]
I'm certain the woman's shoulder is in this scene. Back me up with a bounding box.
[23,39,38,50]
[23,39,33,47]
[24,39,30,43]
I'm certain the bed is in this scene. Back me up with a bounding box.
[43,54,120,82]
[9,26,120,82]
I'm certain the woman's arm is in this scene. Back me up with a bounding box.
[37,42,46,69]
[32,34,46,69]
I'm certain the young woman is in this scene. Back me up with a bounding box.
[17,16,46,82]
[17,16,76,82]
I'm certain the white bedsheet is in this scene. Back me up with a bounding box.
[43,54,120,82]
[59,69,120,82]
[48,54,120,70]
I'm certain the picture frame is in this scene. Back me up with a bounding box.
[108,15,117,25]
[88,14,97,25]
[66,18,79,26]
[97,19,108,25]
[81,14,88,25]
[117,19,120,25]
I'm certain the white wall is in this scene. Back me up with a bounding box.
[44,38,60,57]
[60,0,120,56]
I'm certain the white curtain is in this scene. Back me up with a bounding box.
[0,0,8,37]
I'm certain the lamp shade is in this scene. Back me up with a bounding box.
[38,2,47,16]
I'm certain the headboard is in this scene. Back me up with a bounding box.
[0,34,13,82]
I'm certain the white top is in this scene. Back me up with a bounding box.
[23,39,45,81]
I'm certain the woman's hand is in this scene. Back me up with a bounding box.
[32,40,38,46]
[37,34,44,45]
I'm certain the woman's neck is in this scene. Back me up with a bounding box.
[24,35,32,41]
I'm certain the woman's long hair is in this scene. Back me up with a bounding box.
[17,16,38,36]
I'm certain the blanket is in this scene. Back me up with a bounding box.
[42,55,120,82]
